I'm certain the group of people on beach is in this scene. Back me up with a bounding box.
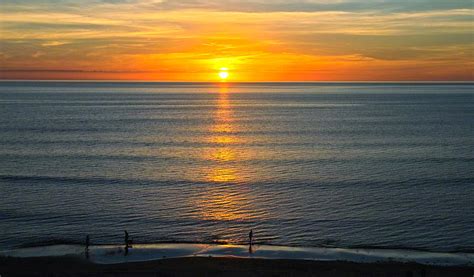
[85,230,133,258]
[85,229,255,258]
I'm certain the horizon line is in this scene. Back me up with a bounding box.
[0,80,473,84]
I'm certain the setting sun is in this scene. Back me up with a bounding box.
[218,68,229,81]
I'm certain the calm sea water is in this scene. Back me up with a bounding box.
[0,82,473,252]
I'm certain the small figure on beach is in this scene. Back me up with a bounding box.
[124,230,129,247]
[85,235,90,259]
[248,229,254,254]
[124,230,133,247]
[124,230,132,256]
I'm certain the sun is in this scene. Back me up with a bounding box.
[218,68,229,81]
[219,71,229,79]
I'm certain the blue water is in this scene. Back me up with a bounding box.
[0,82,473,252]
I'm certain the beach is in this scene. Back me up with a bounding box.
[1,256,473,277]
[1,242,473,276]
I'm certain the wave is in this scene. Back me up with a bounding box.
[1,242,473,267]
[2,174,473,187]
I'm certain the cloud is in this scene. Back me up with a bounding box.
[32,51,45,58]
[147,0,473,13]
[41,41,70,47]
[1,0,473,13]
[0,0,472,80]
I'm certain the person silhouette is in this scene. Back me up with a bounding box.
[248,229,254,254]
[249,229,253,246]
[124,230,129,247]
[124,230,133,256]
[124,230,130,256]
[85,235,90,259]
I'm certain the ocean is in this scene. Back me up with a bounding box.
[0,81,473,253]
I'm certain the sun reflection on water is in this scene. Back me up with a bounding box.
[195,185,252,222]
[182,83,270,226]
[191,84,256,223]
[205,85,240,183]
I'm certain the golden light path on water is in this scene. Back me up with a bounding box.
[207,85,237,183]
[191,84,268,225]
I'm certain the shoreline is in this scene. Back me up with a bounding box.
[1,243,473,267]
[1,256,473,277]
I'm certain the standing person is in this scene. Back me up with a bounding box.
[86,235,90,249]
[124,230,129,248]
[124,230,130,256]
[249,229,253,246]
[248,229,254,254]
[85,235,90,259]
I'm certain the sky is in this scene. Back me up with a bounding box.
[0,0,472,81]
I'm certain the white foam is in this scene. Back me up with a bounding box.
[1,243,473,267]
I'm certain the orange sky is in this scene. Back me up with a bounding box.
[0,1,472,81]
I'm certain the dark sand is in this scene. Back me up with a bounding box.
[1,256,473,277]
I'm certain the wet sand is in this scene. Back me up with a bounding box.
[1,256,473,277]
